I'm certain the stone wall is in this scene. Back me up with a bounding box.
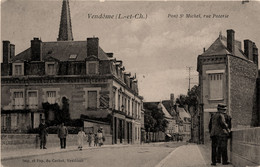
[1,133,113,151]
[229,56,258,128]
[230,127,260,167]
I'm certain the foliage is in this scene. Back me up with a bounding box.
[144,103,169,133]
[42,97,71,124]
[175,85,199,114]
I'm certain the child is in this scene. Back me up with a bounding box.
[77,128,86,151]
[87,132,94,147]
[94,134,98,147]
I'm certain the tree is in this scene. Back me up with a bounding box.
[144,103,169,133]
[61,97,70,122]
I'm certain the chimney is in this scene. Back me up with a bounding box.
[31,37,42,61]
[253,42,258,66]
[10,44,15,60]
[106,53,113,58]
[227,29,235,54]
[3,41,10,64]
[87,37,99,58]
[170,93,175,105]
[244,39,253,61]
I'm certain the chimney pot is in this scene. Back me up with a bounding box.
[107,53,113,58]
[244,39,253,61]
[227,29,235,54]
[10,44,15,61]
[253,42,258,66]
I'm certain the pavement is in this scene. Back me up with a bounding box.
[1,144,131,161]
[156,144,234,167]
[1,142,234,167]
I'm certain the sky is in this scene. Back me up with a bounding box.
[1,0,260,102]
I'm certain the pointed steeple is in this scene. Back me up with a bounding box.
[57,0,73,41]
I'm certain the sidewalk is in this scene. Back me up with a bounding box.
[156,144,234,167]
[1,144,130,161]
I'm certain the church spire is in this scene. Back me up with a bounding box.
[57,0,73,41]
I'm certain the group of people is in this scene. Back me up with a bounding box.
[38,119,104,151]
[38,120,68,149]
[209,103,232,166]
[78,128,104,150]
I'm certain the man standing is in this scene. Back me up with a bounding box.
[38,119,48,149]
[57,123,68,149]
[209,104,230,166]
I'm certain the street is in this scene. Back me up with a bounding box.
[1,142,186,167]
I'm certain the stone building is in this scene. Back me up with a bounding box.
[1,0,143,144]
[197,29,258,143]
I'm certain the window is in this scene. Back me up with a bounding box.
[87,62,98,74]
[209,73,223,100]
[28,91,38,109]
[88,91,97,109]
[69,54,77,59]
[118,94,121,111]
[13,91,24,109]
[1,115,6,130]
[128,99,130,115]
[112,90,116,110]
[11,114,18,129]
[12,63,24,76]
[47,91,56,104]
[47,64,55,75]
[132,101,134,117]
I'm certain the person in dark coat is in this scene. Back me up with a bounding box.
[38,119,48,149]
[217,111,232,164]
[57,123,68,149]
[209,104,230,166]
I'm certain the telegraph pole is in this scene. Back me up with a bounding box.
[186,66,192,92]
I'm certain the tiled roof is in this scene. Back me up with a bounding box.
[12,41,109,62]
[162,100,177,117]
[177,107,191,123]
[143,102,174,119]
[201,35,247,60]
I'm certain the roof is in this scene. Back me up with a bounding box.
[143,102,174,119]
[162,100,177,117]
[12,41,110,62]
[159,102,174,119]
[177,107,191,123]
[201,35,247,60]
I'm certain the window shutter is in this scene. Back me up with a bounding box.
[88,91,97,109]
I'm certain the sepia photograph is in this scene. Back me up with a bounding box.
[1,0,260,167]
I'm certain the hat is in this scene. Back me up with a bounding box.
[217,103,227,111]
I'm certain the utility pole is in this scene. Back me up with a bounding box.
[186,66,192,92]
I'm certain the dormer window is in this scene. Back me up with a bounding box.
[86,61,98,74]
[69,54,77,60]
[12,63,24,76]
[45,62,56,75]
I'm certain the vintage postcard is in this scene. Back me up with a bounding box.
[1,0,260,167]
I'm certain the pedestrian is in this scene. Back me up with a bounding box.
[38,119,48,149]
[57,122,68,149]
[94,134,98,147]
[209,104,230,166]
[97,128,103,146]
[87,132,94,147]
[217,110,232,164]
[77,127,86,150]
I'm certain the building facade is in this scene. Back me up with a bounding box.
[197,29,259,143]
[1,0,143,144]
